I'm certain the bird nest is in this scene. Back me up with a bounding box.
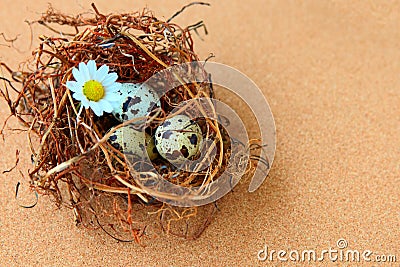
[0,4,257,243]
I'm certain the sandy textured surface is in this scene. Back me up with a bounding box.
[0,0,399,266]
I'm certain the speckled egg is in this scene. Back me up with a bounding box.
[155,115,203,164]
[108,126,158,160]
[112,83,160,123]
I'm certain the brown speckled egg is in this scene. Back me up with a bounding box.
[155,115,202,164]
[112,83,160,123]
[108,125,158,160]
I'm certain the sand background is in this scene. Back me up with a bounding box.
[0,0,399,266]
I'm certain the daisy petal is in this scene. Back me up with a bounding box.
[87,60,97,79]
[104,91,123,101]
[90,102,103,116]
[110,101,121,110]
[73,91,85,101]
[106,83,122,93]
[72,67,84,83]
[98,99,113,113]
[81,99,90,108]
[78,62,90,81]
[96,65,109,81]
[66,81,81,93]
[73,92,89,107]
[101,73,118,87]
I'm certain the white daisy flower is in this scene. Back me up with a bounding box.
[66,60,122,116]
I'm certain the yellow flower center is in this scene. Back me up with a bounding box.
[82,80,105,102]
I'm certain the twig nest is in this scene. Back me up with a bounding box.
[108,125,158,160]
[0,4,224,242]
[112,83,160,123]
[155,115,202,164]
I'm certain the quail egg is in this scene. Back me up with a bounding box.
[108,125,158,160]
[112,83,160,123]
[155,115,203,164]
